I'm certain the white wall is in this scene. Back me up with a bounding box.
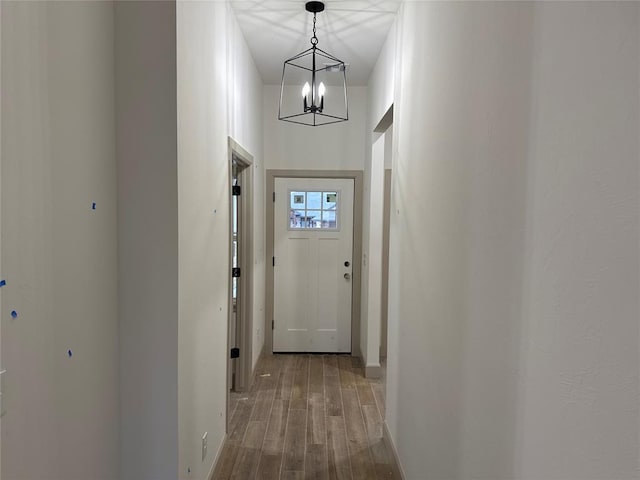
[516,4,639,478]
[263,85,367,171]
[2,2,119,479]
[368,20,396,131]
[227,9,266,372]
[385,2,639,479]
[360,21,397,374]
[177,2,264,479]
[116,2,179,479]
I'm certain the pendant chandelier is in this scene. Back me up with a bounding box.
[278,1,349,126]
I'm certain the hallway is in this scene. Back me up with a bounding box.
[213,354,400,480]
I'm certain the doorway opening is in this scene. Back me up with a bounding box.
[227,137,254,422]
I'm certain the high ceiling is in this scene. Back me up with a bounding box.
[230,1,401,85]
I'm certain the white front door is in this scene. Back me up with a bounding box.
[273,177,354,352]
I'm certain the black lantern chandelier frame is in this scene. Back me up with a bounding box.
[278,1,349,127]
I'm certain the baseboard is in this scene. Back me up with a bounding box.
[382,421,406,480]
[365,363,382,378]
[207,433,227,480]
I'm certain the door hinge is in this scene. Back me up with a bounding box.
[272,191,275,202]
[272,256,275,267]
[272,319,274,330]
[232,267,241,277]
[232,185,241,196]
[230,347,240,359]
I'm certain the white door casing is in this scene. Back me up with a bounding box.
[273,178,354,352]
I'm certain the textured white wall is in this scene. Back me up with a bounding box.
[516,4,639,478]
[177,2,264,479]
[2,2,119,478]
[116,2,179,479]
[384,2,639,478]
[177,3,229,478]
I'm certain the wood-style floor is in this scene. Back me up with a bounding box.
[212,354,400,480]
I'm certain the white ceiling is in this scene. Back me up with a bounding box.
[230,1,401,85]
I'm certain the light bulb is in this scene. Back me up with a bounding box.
[302,82,310,98]
[318,82,326,98]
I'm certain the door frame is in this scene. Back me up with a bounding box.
[226,137,254,417]
[266,170,364,357]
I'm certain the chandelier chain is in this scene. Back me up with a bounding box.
[311,13,318,45]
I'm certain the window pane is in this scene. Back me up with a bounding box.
[289,209,306,228]
[307,191,322,209]
[290,191,305,209]
[322,210,336,228]
[323,192,337,210]
[232,195,238,234]
[306,210,322,228]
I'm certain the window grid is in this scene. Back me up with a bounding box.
[289,190,339,230]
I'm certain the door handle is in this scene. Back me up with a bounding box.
[344,273,351,280]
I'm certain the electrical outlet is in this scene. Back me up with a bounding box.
[202,432,208,461]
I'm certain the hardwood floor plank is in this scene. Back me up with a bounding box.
[281,471,305,480]
[371,382,386,418]
[338,356,355,389]
[323,355,339,377]
[230,446,261,480]
[290,355,310,410]
[282,409,307,471]
[230,421,269,480]
[352,366,369,388]
[356,384,376,406]
[282,354,297,371]
[307,392,326,445]
[276,368,295,401]
[244,420,268,449]
[361,405,398,480]
[305,443,330,480]
[258,371,279,395]
[361,405,383,441]
[349,447,376,480]
[229,393,240,420]
[212,443,240,480]
[326,416,352,480]
[324,373,340,387]
[256,453,283,480]
[263,399,289,455]
[325,384,343,417]
[228,397,255,444]
[341,389,368,446]
[251,389,274,421]
[309,355,324,395]
[371,439,396,480]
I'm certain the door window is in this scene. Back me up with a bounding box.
[289,190,339,230]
